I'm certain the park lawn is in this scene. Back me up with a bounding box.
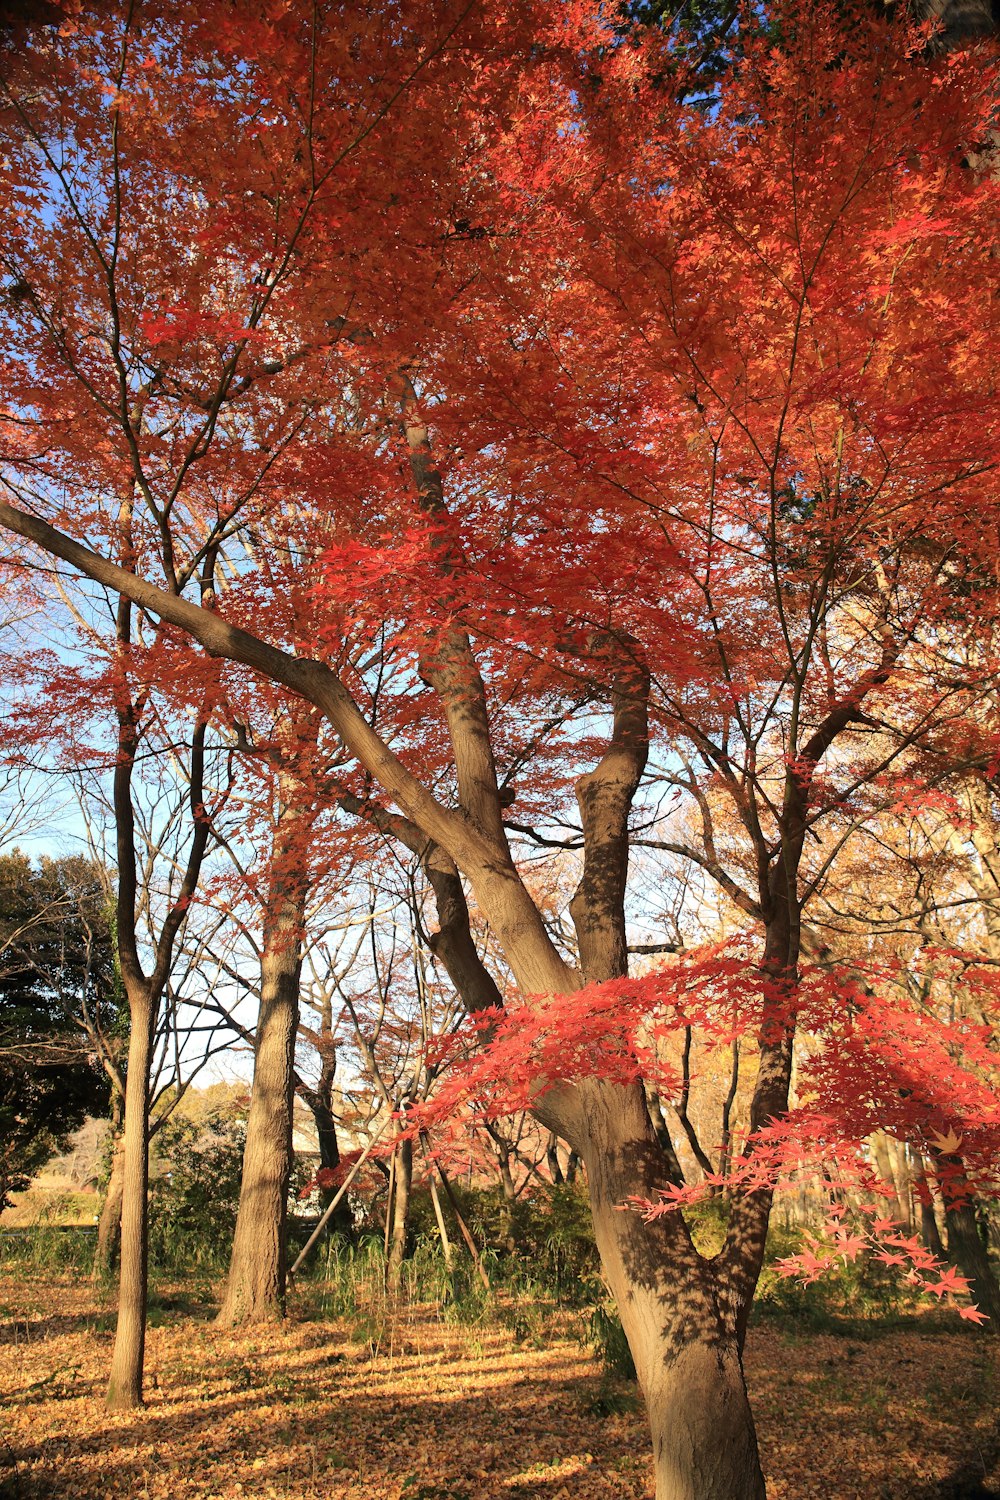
[0,1272,997,1500]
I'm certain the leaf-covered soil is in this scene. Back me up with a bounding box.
[0,1273,997,1500]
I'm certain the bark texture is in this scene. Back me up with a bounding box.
[218,775,312,1327]
[105,983,153,1410]
[580,1080,765,1500]
[216,937,299,1325]
[942,1161,1000,1329]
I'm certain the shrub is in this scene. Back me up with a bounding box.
[148,1114,246,1268]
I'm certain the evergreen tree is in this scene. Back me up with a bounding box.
[0,852,116,1205]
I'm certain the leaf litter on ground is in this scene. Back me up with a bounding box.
[0,1274,997,1499]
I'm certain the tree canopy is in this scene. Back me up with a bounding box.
[0,0,999,1492]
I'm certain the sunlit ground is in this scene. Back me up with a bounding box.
[0,1273,997,1500]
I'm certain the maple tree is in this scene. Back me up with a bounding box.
[1,1,1000,1496]
[800,784,1000,1318]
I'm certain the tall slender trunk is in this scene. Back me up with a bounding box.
[428,1168,454,1269]
[105,672,211,1414]
[218,778,311,1327]
[301,1057,352,1238]
[103,548,213,1409]
[913,1152,946,1259]
[105,982,154,1410]
[217,936,299,1324]
[386,1138,413,1292]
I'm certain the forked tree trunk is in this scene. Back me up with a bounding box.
[103,573,213,1410]
[497,1150,516,1202]
[105,983,154,1410]
[216,940,299,1324]
[556,641,769,1498]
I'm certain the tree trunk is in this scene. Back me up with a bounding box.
[913,1152,946,1259]
[559,640,768,1497]
[104,581,213,1409]
[313,1094,340,1184]
[93,1102,125,1280]
[580,1080,766,1500]
[217,919,300,1326]
[496,1158,517,1253]
[921,0,998,49]
[945,1196,1000,1328]
[871,1131,911,1228]
[888,1137,912,1228]
[218,754,315,1327]
[386,1137,413,1293]
[436,1160,490,1290]
[926,1149,1000,1327]
[105,984,154,1410]
[428,1169,454,1269]
[304,1071,352,1239]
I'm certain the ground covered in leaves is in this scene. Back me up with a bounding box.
[0,1272,997,1500]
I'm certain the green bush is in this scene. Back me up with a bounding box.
[149,1114,246,1268]
[406,1181,601,1307]
[753,1220,924,1327]
[681,1194,730,1256]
